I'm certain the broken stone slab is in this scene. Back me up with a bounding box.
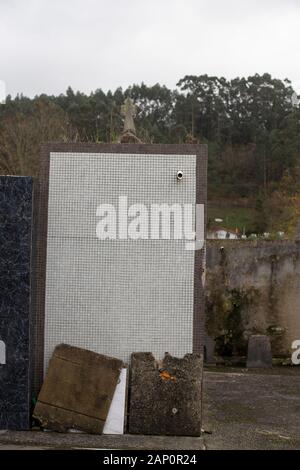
[247,335,272,368]
[128,352,203,436]
[33,344,123,434]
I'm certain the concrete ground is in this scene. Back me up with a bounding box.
[0,432,205,450]
[202,367,300,450]
[0,367,299,450]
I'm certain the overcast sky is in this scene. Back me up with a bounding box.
[0,0,300,99]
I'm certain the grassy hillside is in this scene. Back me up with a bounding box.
[207,204,257,234]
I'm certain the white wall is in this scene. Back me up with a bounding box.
[44,152,197,368]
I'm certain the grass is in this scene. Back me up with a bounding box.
[207,205,257,233]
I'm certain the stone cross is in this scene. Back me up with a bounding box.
[121,97,137,134]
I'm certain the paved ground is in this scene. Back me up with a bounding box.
[0,432,205,450]
[202,367,300,449]
[0,367,299,450]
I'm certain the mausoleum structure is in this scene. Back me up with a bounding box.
[34,142,207,390]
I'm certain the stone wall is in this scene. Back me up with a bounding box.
[205,240,300,358]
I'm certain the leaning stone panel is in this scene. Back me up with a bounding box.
[33,344,123,434]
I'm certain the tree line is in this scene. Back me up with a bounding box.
[0,73,300,235]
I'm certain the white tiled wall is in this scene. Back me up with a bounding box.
[44,153,196,369]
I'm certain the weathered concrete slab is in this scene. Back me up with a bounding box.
[247,335,272,368]
[129,353,203,436]
[0,176,35,430]
[33,344,123,434]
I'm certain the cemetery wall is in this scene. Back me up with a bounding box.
[205,240,300,359]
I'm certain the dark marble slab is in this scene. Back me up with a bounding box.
[0,176,34,429]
